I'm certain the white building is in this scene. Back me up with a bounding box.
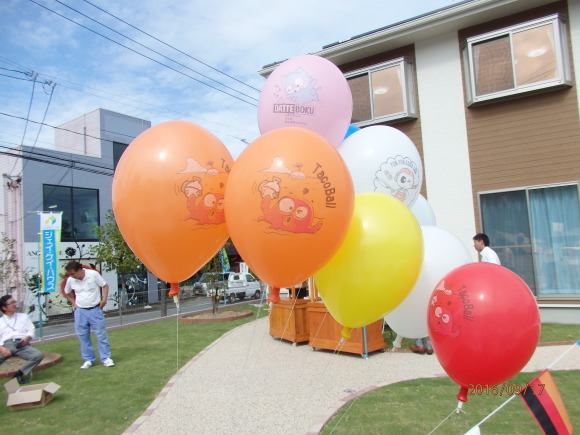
[260,0,580,322]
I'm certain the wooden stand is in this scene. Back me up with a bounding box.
[307,302,386,357]
[268,286,310,344]
[308,279,387,358]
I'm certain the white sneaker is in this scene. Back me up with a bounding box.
[102,358,115,367]
[80,361,93,369]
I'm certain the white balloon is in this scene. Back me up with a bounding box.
[384,226,472,338]
[338,126,423,208]
[410,194,437,226]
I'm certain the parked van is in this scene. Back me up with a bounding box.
[193,272,262,303]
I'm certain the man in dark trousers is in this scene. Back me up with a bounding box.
[0,294,45,384]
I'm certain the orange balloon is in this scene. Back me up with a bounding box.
[225,127,354,288]
[112,121,233,288]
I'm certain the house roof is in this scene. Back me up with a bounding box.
[258,0,558,76]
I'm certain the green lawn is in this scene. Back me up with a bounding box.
[321,370,580,434]
[1,304,269,435]
[325,323,580,434]
[1,312,577,434]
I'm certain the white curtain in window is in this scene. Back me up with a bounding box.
[529,185,580,295]
[480,191,535,293]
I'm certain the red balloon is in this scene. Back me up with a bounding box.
[427,263,540,401]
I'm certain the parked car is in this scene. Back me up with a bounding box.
[193,272,262,303]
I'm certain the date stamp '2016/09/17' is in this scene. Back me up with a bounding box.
[468,383,545,396]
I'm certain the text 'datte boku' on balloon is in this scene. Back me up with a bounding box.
[258,55,353,148]
[224,127,354,289]
[427,263,540,402]
[112,120,233,285]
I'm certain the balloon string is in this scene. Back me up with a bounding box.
[433,341,580,434]
[311,310,328,345]
[547,340,579,369]
[427,407,462,435]
[328,395,360,434]
[243,284,269,373]
[274,290,299,343]
[464,340,580,433]
[333,337,346,355]
[175,301,180,426]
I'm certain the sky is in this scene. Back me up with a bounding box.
[0,0,456,161]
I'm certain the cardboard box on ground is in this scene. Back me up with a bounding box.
[4,378,61,411]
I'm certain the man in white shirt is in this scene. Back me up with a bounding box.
[63,261,115,369]
[0,294,45,384]
[473,233,501,265]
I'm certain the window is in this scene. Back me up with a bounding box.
[113,142,128,170]
[43,185,100,241]
[463,14,572,105]
[479,183,580,298]
[346,57,417,126]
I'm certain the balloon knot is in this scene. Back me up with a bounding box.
[168,282,179,297]
[341,326,351,340]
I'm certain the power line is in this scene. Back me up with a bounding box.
[0,66,30,75]
[0,144,114,177]
[1,51,259,144]
[1,141,116,173]
[52,0,259,102]
[2,66,258,139]
[79,0,261,93]
[8,72,39,176]
[0,72,30,81]
[19,80,57,176]
[1,112,136,144]
[28,0,257,106]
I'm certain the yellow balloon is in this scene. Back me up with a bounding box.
[314,192,423,336]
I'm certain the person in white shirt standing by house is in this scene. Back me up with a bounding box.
[63,261,115,369]
[0,294,45,384]
[473,233,501,265]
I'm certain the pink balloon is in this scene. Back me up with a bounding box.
[258,55,353,148]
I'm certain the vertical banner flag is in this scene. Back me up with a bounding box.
[220,247,230,272]
[520,369,573,435]
[39,212,62,293]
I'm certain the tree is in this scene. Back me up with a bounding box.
[196,240,233,314]
[200,253,225,314]
[0,234,25,306]
[89,210,143,308]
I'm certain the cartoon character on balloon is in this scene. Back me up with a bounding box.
[281,67,320,105]
[374,156,420,205]
[429,284,461,339]
[179,157,227,225]
[256,157,323,235]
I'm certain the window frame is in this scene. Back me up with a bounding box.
[463,13,572,106]
[345,57,417,126]
[478,181,580,300]
[42,184,100,242]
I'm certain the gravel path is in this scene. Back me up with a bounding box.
[124,317,580,435]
